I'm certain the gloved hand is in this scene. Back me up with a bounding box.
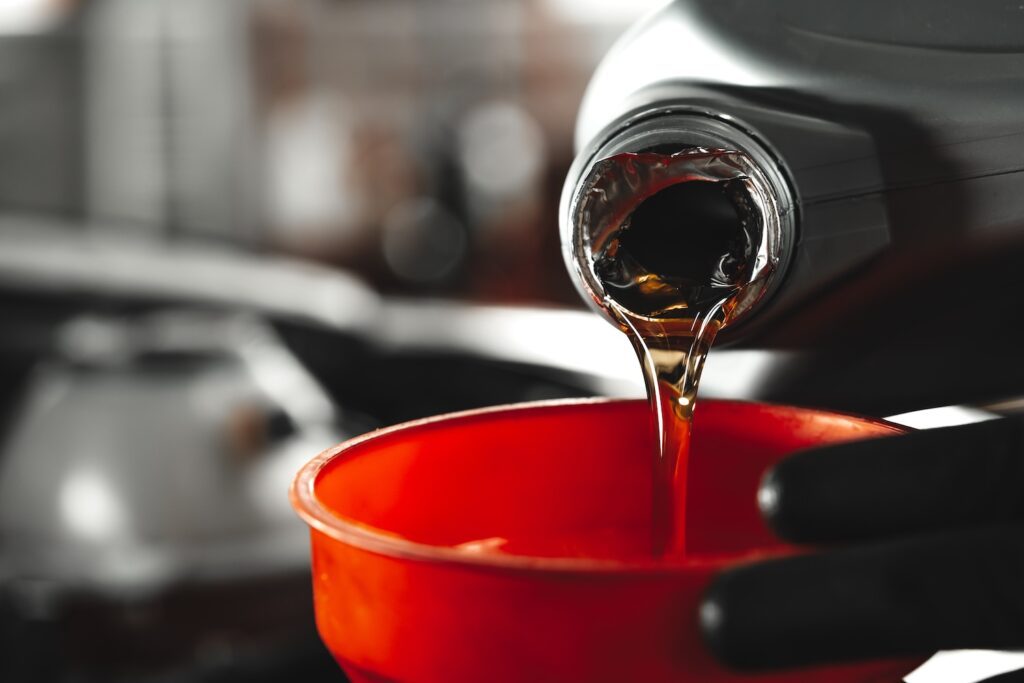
[699,416,1024,671]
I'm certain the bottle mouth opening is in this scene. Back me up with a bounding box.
[562,111,796,334]
[597,177,755,316]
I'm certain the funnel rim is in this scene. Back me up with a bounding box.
[290,397,902,575]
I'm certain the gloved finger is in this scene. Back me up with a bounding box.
[758,416,1024,544]
[699,524,1024,671]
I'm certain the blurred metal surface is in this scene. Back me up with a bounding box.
[0,311,348,681]
[0,214,379,332]
[0,313,340,594]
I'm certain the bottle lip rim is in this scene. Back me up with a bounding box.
[559,106,798,338]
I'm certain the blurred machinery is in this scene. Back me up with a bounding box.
[0,223,613,682]
[0,1,661,679]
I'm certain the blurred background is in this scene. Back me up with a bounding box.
[0,0,676,681]
[0,0,668,301]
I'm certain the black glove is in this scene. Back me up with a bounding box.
[699,415,1024,671]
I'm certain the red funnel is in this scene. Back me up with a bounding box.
[292,398,921,682]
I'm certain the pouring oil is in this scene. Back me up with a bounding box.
[568,148,781,555]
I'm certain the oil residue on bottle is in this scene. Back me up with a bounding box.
[568,148,781,556]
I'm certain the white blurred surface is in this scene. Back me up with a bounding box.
[906,650,1024,683]
[376,299,794,401]
[885,405,999,430]
[0,0,62,34]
